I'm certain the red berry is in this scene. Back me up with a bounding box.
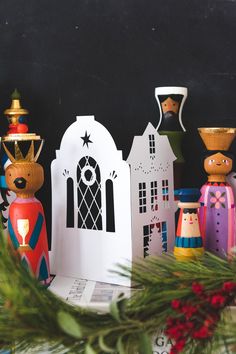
[192,282,204,295]
[192,326,211,339]
[222,282,236,293]
[210,294,226,308]
[171,299,181,310]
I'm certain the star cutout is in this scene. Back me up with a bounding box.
[81,131,93,148]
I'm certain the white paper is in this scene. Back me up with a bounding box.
[50,116,176,285]
[49,275,133,311]
[51,116,132,285]
[127,122,176,260]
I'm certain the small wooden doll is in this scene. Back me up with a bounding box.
[155,87,187,189]
[198,128,236,258]
[155,87,187,132]
[174,189,204,261]
[3,139,50,285]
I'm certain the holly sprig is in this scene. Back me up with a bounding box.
[0,230,235,353]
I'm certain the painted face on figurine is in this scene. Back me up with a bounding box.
[204,152,233,176]
[161,97,180,119]
[181,209,200,237]
[6,162,44,197]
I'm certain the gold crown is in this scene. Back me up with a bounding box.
[4,89,28,116]
[3,139,44,163]
[198,127,236,151]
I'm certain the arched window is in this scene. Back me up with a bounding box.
[77,156,102,230]
[105,179,115,232]
[66,177,74,228]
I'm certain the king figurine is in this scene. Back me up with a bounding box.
[3,136,50,285]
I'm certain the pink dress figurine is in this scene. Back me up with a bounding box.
[198,128,236,258]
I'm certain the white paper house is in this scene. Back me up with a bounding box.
[51,116,132,286]
[127,123,176,260]
[50,116,176,286]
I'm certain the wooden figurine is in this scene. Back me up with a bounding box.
[2,136,50,285]
[0,89,29,230]
[198,127,236,258]
[155,86,187,189]
[174,188,204,260]
[155,87,187,132]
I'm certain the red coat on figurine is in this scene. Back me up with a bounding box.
[4,140,50,285]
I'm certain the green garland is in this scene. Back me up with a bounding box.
[0,231,236,354]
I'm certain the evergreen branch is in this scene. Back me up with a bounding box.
[0,227,235,353]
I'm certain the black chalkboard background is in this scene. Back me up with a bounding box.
[0,0,236,244]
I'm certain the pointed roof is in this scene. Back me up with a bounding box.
[127,122,176,164]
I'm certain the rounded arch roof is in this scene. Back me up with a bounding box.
[59,115,118,154]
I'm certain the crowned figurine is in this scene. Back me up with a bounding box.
[198,127,236,258]
[0,90,29,229]
[174,188,204,261]
[2,94,50,285]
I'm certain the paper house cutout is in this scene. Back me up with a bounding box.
[127,122,176,260]
[51,116,132,286]
[50,116,176,286]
